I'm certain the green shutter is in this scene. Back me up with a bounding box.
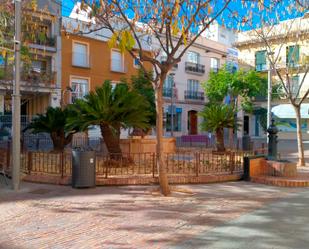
[255,51,266,65]
[287,45,299,66]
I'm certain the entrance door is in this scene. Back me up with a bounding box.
[188,110,198,135]
[244,115,249,135]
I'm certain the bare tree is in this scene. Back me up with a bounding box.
[236,11,309,166]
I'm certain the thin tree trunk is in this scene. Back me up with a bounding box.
[293,105,305,166]
[100,123,122,157]
[155,81,171,196]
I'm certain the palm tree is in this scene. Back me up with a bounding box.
[200,104,238,152]
[26,107,80,151]
[67,81,151,155]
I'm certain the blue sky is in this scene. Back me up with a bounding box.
[61,0,307,31]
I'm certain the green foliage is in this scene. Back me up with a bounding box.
[199,104,238,133]
[26,107,80,151]
[66,80,151,133]
[129,70,156,127]
[202,66,267,112]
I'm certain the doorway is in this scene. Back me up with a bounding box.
[244,115,249,135]
[188,110,198,135]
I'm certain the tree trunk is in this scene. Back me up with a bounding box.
[51,132,66,152]
[216,128,225,152]
[293,105,305,166]
[155,81,171,196]
[100,123,122,157]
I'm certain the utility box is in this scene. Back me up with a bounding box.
[72,150,96,188]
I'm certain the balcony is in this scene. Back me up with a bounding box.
[185,62,205,75]
[0,67,56,93]
[27,35,57,53]
[163,88,172,98]
[184,90,205,101]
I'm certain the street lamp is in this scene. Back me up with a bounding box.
[169,73,175,137]
[267,51,274,144]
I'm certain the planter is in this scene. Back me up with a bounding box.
[267,160,297,177]
[120,137,176,154]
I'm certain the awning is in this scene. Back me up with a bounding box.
[272,104,309,119]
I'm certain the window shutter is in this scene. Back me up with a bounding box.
[111,50,123,72]
[73,43,88,67]
[255,51,266,65]
[287,45,300,66]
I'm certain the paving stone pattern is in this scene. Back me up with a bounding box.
[0,181,303,249]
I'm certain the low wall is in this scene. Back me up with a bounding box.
[245,157,297,178]
[249,157,268,177]
[23,173,242,186]
[120,137,176,154]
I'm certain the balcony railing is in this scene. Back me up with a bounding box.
[26,34,57,52]
[185,62,205,75]
[163,88,172,98]
[184,90,205,101]
[30,36,56,47]
[0,67,56,88]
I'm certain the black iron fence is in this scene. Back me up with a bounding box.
[13,150,254,179]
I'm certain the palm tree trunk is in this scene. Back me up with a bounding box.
[155,81,171,196]
[216,128,225,152]
[100,123,122,157]
[293,105,305,166]
[50,132,66,152]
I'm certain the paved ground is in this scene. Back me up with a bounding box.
[1,181,308,249]
[171,189,309,249]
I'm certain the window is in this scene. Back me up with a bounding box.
[163,75,174,97]
[166,106,182,132]
[133,56,141,68]
[286,45,299,67]
[72,42,89,67]
[71,77,89,103]
[255,50,267,71]
[210,58,219,72]
[31,60,47,73]
[111,50,124,72]
[187,79,199,92]
[187,51,200,64]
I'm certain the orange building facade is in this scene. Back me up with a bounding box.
[61,32,152,105]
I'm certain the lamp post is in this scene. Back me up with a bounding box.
[267,51,274,144]
[12,0,21,190]
[169,73,175,137]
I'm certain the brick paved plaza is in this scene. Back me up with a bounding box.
[1,181,308,249]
